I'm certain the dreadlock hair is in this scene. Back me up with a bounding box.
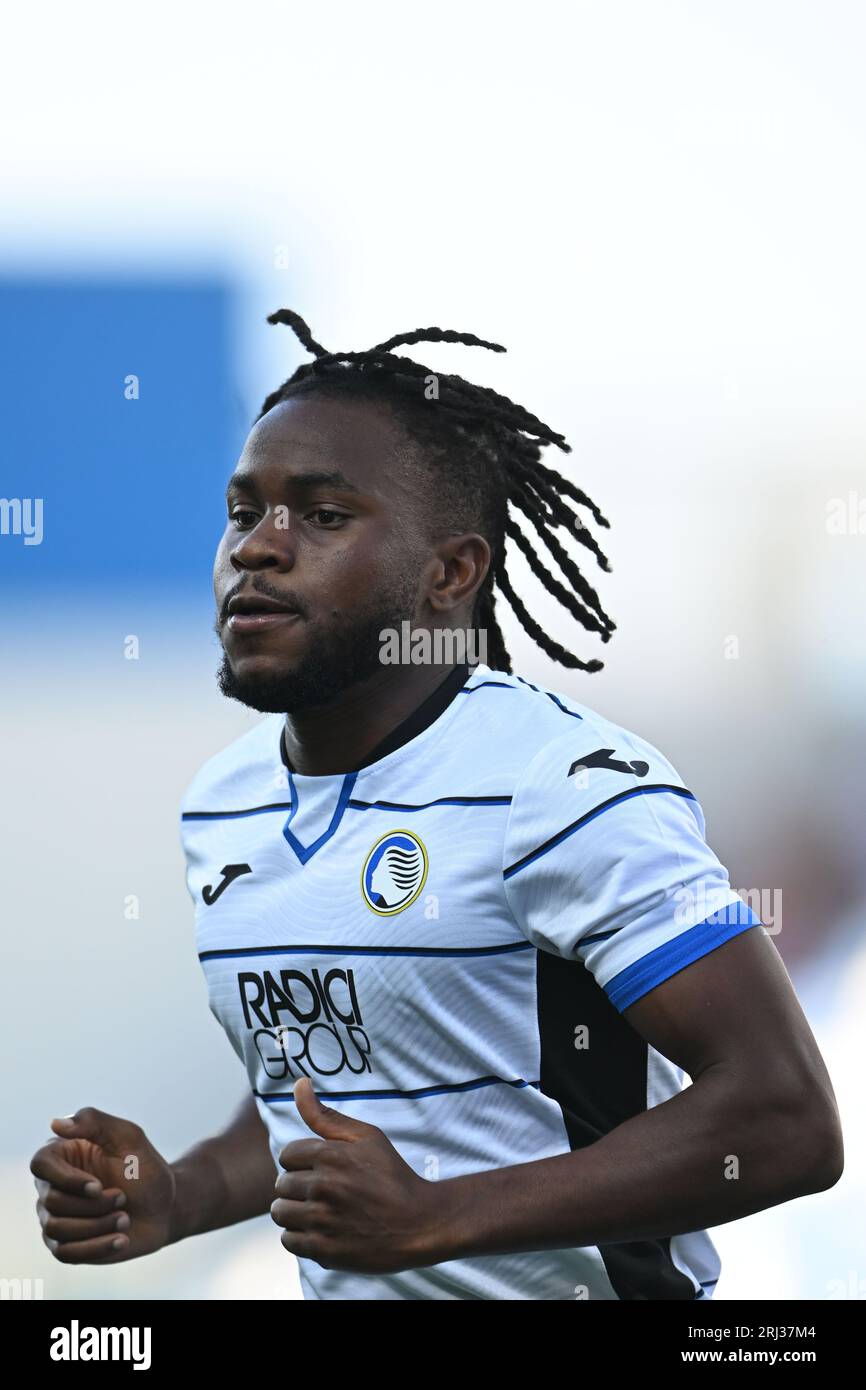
[255,308,616,674]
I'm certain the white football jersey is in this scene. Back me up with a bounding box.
[179,662,761,1300]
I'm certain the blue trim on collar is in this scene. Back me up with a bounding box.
[282,771,359,865]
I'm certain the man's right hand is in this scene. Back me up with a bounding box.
[31,1107,177,1263]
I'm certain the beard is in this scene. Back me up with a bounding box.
[215,574,420,715]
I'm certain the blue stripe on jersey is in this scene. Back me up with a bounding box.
[516,674,584,720]
[463,673,585,721]
[693,1276,719,1298]
[503,784,697,879]
[544,692,583,719]
[347,795,512,811]
[183,794,511,820]
[199,940,533,962]
[255,1074,541,1103]
[578,928,621,947]
[603,903,762,1012]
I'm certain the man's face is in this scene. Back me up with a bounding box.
[213,393,430,714]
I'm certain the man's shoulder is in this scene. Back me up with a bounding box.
[180,713,285,817]
[461,665,682,795]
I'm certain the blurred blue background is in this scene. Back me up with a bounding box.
[0,278,239,594]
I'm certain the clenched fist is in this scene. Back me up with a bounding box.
[31,1107,176,1263]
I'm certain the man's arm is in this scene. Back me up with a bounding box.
[168,1091,277,1243]
[269,927,843,1275]
[419,927,843,1262]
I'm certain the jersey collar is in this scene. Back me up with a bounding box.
[280,662,471,776]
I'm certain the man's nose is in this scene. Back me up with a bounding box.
[230,512,296,571]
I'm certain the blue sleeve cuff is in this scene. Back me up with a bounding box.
[604,901,762,1012]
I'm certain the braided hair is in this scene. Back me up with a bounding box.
[256,309,616,674]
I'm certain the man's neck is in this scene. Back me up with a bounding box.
[281,662,470,776]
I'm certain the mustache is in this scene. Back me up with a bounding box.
[218,578,310,625]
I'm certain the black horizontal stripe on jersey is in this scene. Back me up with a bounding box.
[461,672,585,721]
[578,928,622,947]
[254,1074,540,1103]
[183,792,512,821]
[503,783,697,880]
[182,801,294,821]
[515,673,584,720]
[347,794,512,811]
[199,940,534,962]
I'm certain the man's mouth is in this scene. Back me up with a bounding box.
[225,592,303,633]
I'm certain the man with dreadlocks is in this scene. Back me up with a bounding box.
[33,311,841,1301]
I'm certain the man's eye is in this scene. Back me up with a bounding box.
[230,510,259,530]
[307,508,347,527]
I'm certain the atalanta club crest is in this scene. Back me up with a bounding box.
[361,830,428,915]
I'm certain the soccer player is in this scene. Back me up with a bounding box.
[32,312,843,1300]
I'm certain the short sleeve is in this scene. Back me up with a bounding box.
[502,726,761,1012]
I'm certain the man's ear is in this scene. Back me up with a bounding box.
[426,533,491,614]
